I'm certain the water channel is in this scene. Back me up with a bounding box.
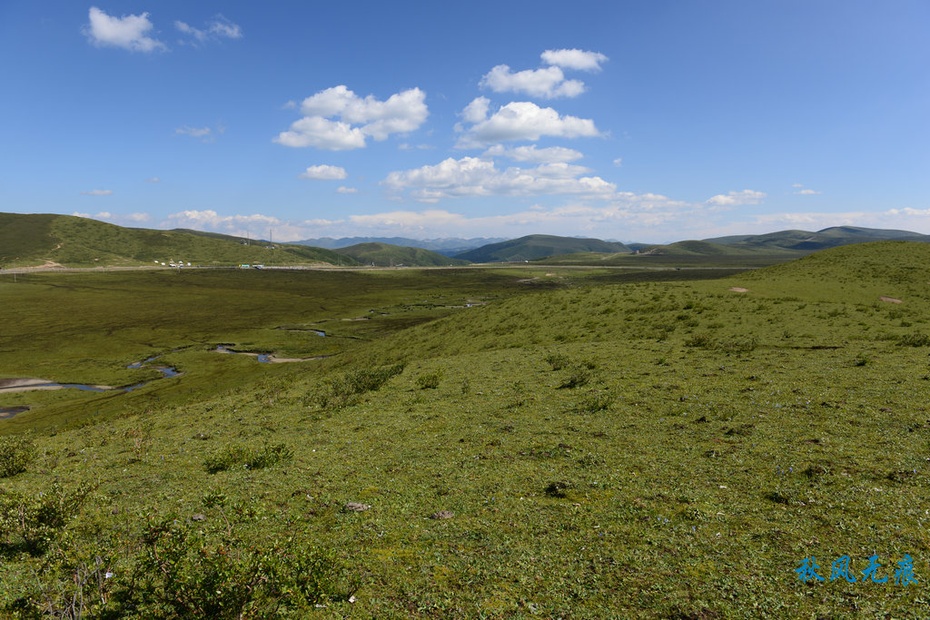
[0,335,330,419]
[0,357,182,419]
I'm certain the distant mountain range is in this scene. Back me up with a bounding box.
[4,213,930,268]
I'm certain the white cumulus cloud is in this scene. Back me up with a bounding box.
[461,97,491,124]
[275,86,428,150]
[478,49,607,99]
[84,7,166,52]
[457,101,600,147]
[300,165,348,180]
[383,156,615,203]
[275,116,365,150]
[706,189,766,207]
[480,65,585,99]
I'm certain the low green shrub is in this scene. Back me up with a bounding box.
[558,367,591,389]
[204,443,293,474]
[124,520,351,618]
[310,363,406,410]
[685,333,716,348]
[574,391,614,413]
[716,335,758,354]
[415,370,443,390]
[0,435,36,478]
[0,482,93,556]
[898,331,930,347]
[544,353,571,371]
[5,519,353,619]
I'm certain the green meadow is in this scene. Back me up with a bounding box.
[2,242,929,617]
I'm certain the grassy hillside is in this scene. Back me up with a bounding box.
[0,213,356,268]
[0,213,62,264]
[644,239,788,256]
[539,241,798,269]
[333,242,470,267]
[456,234,630,263]
[2,243,929,617]
[706,226,930,252]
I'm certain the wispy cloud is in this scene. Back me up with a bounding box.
[175,15,242,44]
[72,211,149,226]
[175,125,225,143]
[299,165,348,180]
[792,184,822,195]
[705,189,766,207]
[483,145,584,164]
[80,189,113,196]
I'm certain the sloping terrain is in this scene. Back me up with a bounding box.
[1,242,929,617]
[455,234,630,262]
[705,225,930,252]
[333,242,470,267]
[0,213,356,268]
[297,236,505,256]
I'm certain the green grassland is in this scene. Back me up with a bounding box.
[2,242,930,617]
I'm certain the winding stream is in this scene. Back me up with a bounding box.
[0,357,182,419]
[1,342,327,420]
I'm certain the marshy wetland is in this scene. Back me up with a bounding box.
[2,242,930,617]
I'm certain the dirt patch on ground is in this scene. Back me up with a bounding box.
[729,287,749,293]
[880,296,902,304]
[0,379,52,390]
[0,378,56,392]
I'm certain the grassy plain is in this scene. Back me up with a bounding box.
[2,243,930,617]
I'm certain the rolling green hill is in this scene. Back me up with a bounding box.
[537,239,800,269]
[642,239,786,256]
[705,225,930,252]
[455,234,630,262]
[0,213,357,268]
[333,242,470,267]
[2,242,930,616]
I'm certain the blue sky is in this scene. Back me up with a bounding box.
[1,1,927,243]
